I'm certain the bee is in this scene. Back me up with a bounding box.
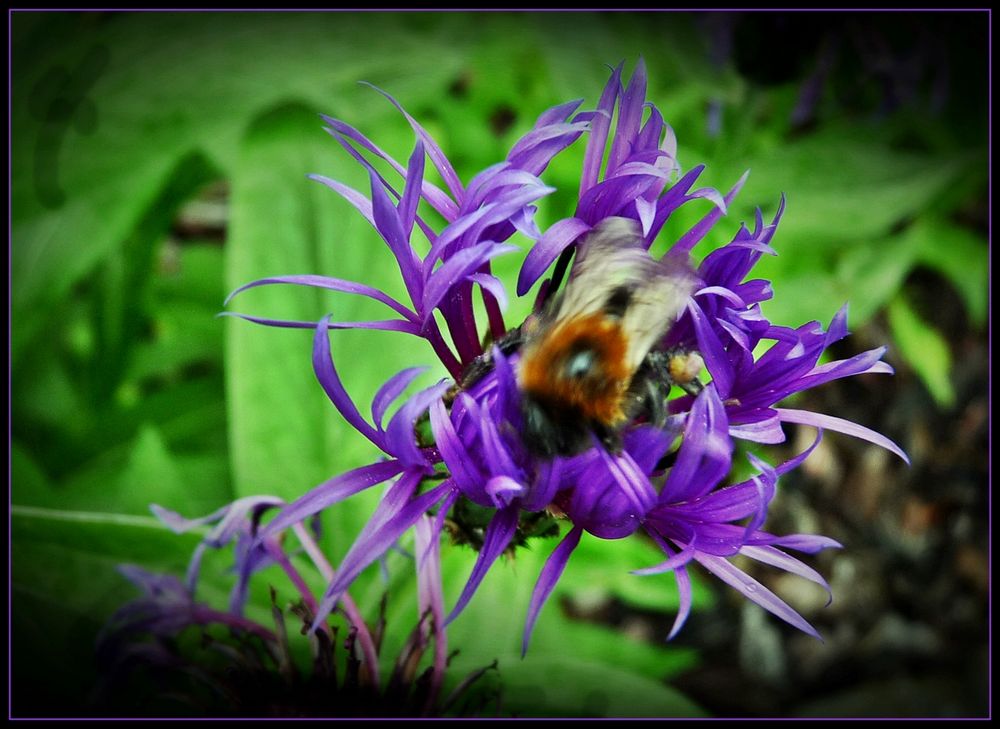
[516,217,701,457]
[451,217,703,459]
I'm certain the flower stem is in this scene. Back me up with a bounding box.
[262,537,327,635]
[292,522,382,690]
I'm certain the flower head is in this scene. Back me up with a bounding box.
[223,61,907,659]
[98,508,497,717]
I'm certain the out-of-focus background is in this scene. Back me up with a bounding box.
[11,11,988,718]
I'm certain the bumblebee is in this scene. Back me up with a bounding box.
[517,217,702,456]
[453,217,703,458]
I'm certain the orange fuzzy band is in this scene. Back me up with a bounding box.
[519,312,632,426]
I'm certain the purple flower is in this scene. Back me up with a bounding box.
[98,565,277,654]
[98,508,489,716]
[150,493,385,686]
[223,62,907,656]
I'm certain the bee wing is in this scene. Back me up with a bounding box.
[553,217,698,371]
[552,217,649,321]
[618,256,697,371]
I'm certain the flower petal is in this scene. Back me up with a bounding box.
[660,384,732,504]
[695,552,822,640]
[673,170,750,256]
[399,140,426,238]
[370,169,423,303]
[429,398,482,496]
[372,367,429,431]
[445,504,520,627]
[517,217,590,296]
[384,382,451,468]
[742,453,777,538]
[507,121,590,177]
[607,58,647,174]
[307,174,375,226]
[522,525,583,656]
[762,533,843,553]
[361,82,465,201]
[598,447,657,514]
[150,503,228,534]
[694,285,745,308]
[422,241,518,318]
[257,460,405,543]
[314,316,382,448]
[636,196,656,236]
[533,98,584,128]
[467,272,508,313]
[741,545,833,605]
[414,513,448,706]
[775,407,909,463]
[224,274,416,320]
[219,311,422,335]
[414,513,445,623]
[312,481,453,632]
[478,412,522,481]
[632,538,699,576]
[486,475,525,508]
[666,565,693,641]
[687,299,735,400]
[728,413,786,444]
[647,164,706,243]
[580,62,622,194]
[320,116,457,221]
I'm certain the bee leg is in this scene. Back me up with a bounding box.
[541,244,578,307]
[627,352,673,428]
[655,448,679,472]
[495,323,525,357]
[455,324,526,396]
[679,377,704,398]
[644,377,672,429]
[593,422,624,455]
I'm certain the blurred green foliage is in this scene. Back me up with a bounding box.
[11,10,987,717]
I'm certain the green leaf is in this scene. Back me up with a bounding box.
[887,294,955,407]
[227,104,395,498]
[525,606,699,683]
[724,130,973,245]
[11,442,52,500]
[12,12,467,363]
[459,655,706,718]
[669,126,979,329]
[561,531,715,614]
[10,506,203,715]
[91,153,221,402]
[833,216,987,332]
[17,422,232,518]
[13,362,229,487]
[115,424,185,507]
[12,351,87,438]
[834,230,919,326]
[126,301,224,382]
[910,218,988,328]
[152,241,226,307]
[62,375,230,472]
